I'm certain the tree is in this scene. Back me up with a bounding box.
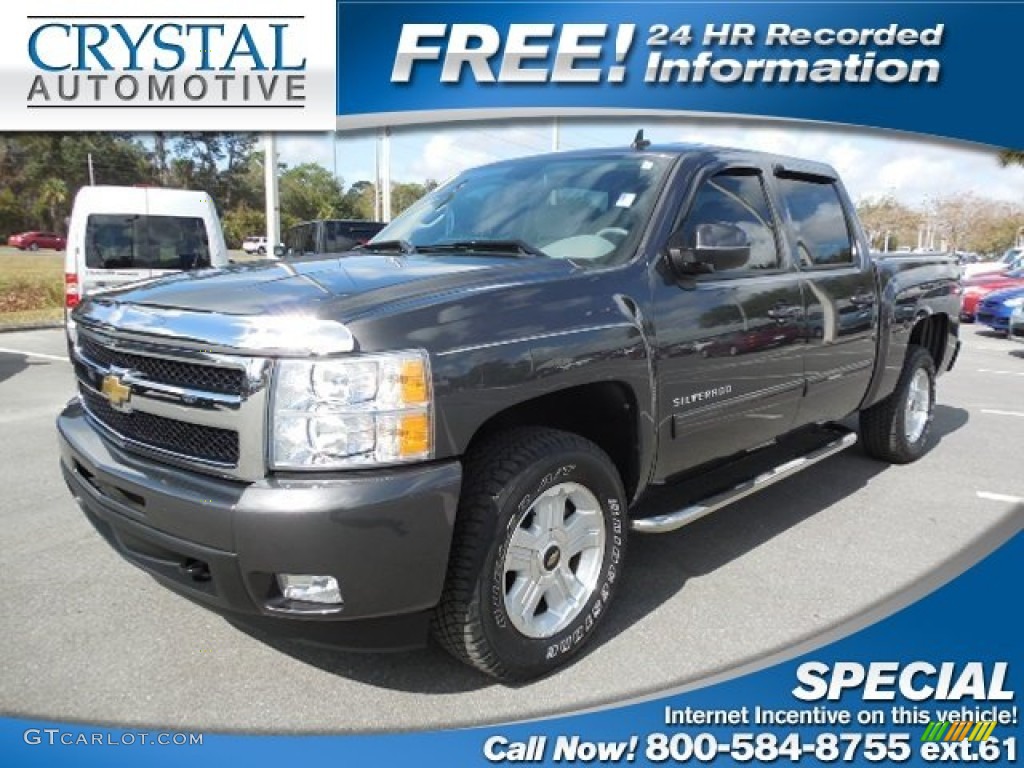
[37,178,68,232]
[856,196,921,251]
[278,163,345,227]
[928,194,1023,254]
[391,181,430,216]
[221,205,266,250]
[998,149,1024,167]
[343,180,376,220]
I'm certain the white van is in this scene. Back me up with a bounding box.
[64,186,228,315]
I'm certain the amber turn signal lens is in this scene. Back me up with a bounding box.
[397,412,431,457]
[400,359,429,405]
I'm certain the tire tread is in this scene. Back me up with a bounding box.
[431,427,620,680]
[859,345,935,464]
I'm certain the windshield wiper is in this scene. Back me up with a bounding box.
[419,239,549,259]
[356,239,417,255]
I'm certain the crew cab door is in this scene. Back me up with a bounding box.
[651,165,806,481]
[769,168,877,425]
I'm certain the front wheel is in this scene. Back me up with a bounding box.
[28,242,39,252]
[432,427,627,681]
[859,345,936,464]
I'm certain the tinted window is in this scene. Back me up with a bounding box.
[85,215,210,270]
[284,224,316,255]
[374,154,674,267]
[777,178,854,267]
[682,172,780,270]
[325,221,359,253]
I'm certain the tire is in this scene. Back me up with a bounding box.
[258,246,266,255]
[28,242,39,252]
[859,345,936,464]
[432,427,627,681]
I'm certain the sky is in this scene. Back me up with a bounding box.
[275,118,1024,209]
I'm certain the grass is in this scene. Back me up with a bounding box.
[0,246,64,328]
[0,246,259,330]
[0,307,63,329]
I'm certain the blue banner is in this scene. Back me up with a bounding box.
[337,1,1018,146]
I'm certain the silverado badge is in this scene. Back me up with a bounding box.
[101,374,132,412]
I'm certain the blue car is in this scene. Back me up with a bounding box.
[976,284,1024,334]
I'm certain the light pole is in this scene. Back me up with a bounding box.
[264,134,280,255]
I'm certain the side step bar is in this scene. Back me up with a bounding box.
[632,429,858,534]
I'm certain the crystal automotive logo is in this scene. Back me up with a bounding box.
[25,14,308,110]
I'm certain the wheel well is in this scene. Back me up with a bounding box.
[909,313,949,370]
[466,382,641,499]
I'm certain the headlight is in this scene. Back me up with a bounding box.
[1003,297,1024,308]
[271,350,432,469]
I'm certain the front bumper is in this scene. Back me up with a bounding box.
[1010,309,1024,340]
[976,308,1012,331]
[58,399,461,650]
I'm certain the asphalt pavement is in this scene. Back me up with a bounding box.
[0,325,1021,733]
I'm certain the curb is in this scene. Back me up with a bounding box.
[0,322,64,334]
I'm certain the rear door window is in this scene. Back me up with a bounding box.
[776,178,854,267]
[85,214,210,271]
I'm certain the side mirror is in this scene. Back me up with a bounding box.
[668,222,752,276]
[273,244,286,258]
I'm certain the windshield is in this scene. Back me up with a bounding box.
[1002,248,1022,263]
[371,153,675,267]
[85,214,210,271]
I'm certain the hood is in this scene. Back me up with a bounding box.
[981,285,1024,303]
[92,253,575,318]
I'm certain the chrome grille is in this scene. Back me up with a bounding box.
[73,328,271,480]
[79,336,246,395]
[80,387,239,464]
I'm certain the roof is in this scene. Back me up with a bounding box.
[476,142,839,180]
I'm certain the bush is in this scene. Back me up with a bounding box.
[221,205,266,250]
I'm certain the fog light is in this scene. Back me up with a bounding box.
[276,574,343,605]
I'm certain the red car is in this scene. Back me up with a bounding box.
[6,231,66,251]
[961,268,1024,322]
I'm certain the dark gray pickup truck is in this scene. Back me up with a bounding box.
[58,143,961,680]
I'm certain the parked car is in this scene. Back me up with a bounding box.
[1009,304,1024,340]
[241,235,268,255]
[64,185,229,317]
[280,219,387,257]
[960,269,1024,322]
[975,284,1024,335]
[59,143,961,681]
[962,247,1023,280]
[7,231,66,251]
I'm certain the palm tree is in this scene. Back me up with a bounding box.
[37,177,68,233]
[998,149,1024,167]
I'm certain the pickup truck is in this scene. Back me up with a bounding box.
[58,143,961,681]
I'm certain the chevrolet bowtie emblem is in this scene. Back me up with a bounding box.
[101,374,132,412]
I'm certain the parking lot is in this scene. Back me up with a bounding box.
[0,325,1021,733]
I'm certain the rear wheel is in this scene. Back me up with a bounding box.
[859,345,936,464]
[28,242,39,252]
[257,246,266,255]
[432,427,627,681]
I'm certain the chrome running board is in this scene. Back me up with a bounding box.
[631,429,858,534]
